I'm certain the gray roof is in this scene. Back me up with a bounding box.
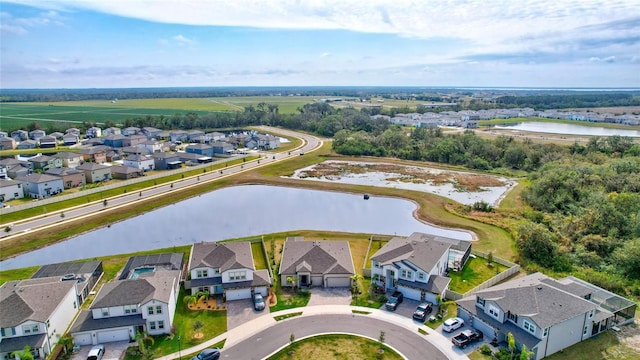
[77,163,110,171]
[0,179,21,188]
[473,273,597,329]
[32,260,102,279]
[407,232,471,253]
[371,233,454,273]
[0,333,46,353]
[186,144,212,150]
[91,270,180,308]
[222,269,272,289]
[190,242,255,272]
[152,152,180,160]
[0,277,76,327]
[279,238,355,276]
[28,155,53,163]
[398,275,451,293]
[15,173,62,184]
[70,310,146,334]
[118,253,184,280]
[45,167,80,176]
[110,165,142,175]
[53,152,83,159]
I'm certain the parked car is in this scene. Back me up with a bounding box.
[253,293,266,311]
[442,317,465,332]
[87,344,105,360]
[191,348,220,360]
[412,302,433,321]
[452,329,484,348]
[385,291,404,311]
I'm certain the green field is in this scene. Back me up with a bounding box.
[0,96,315,130]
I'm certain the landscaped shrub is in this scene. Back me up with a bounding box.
[297,289,311,297]
[479,344,492,355]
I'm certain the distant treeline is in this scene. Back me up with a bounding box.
[495,93,640,109]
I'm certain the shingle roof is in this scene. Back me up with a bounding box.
[279,238,355,276]
[0,277,76,327]
[190,242,255,272]
[54,152,83,159]
[77,163,110,171]
[0,333,46,354]
[15,173,62,184]
[45,167,80,176]
[371,233,454,273]
[91,270,180,308]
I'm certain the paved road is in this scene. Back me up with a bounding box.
[0,127,322,242]
[221,313,449,360]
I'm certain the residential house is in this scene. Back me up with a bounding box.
[53,152,84,169]
[186,241,271,300]
[110,165,144,180]
[279,237,355,288]
[211,141,234,155]
[17,140,38,149]
[121,127,140,136]
[187,130,205,142]
[456,272,637,360]
[138,140,163,153]
[123,154,155,171]
[28,155,62,172]
[185,144,214,157]
[11,130,28,142]
[83,138,104,147]
[102,127,121,136]
[45,167,86,189]
[76,163,112,183]
[141,127,163,139]
[0,131,7,138]
[0,179,24,203]
[65,128,81,137]
[103,134,126,148]
[31,260,103,307]
[177,152,212,165]
[254,134,280,150]
[0,137,16,150]
[70,256,182,345]
[49,132,64,140]
[38,135,57,149]
[169,131,188,143]
[122,134,147,147]
[121,146,151,156]
[1,159,30,178]
[105,149,123,162]
[86,127,102,139]
[29,129,46,140]
[370,232,471,303]
[15,173,64,198]
[62,133,80,146]
[151,152,182,170]
[79,146,108,164]
[0,277,80,359]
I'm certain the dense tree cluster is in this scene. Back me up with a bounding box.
[495,93,640,109]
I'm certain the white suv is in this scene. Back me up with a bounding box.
[442,317,465,332]
[87,344,105,360]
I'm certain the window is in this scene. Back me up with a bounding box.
[1,327,16,336]
[101,308,109,317]
[543,328,549,337]
[22,324,39,334]
[589,310,594,319]
[583,325,588,336]
[124,305,137,314]
[507,311,518,323]
[229,271,246,281]
[524,320,536,334]
[488,305,500,319]
[213,268,220,275]
[373,261,381,269]
[400,269,413,280]
[148,306,154,315]
[158,321,165,329]
[73,301,76,309]
[417,272,426,281]
[196,270,208,278]
[156,306,162,314]
[476,297,485,306]
[149,321,156,330]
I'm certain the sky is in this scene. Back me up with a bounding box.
[1,0,639,89]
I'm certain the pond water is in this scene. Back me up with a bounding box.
[493,122,640,137]
[0,185,472,270]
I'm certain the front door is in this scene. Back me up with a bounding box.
[386,270,395,290]
[300,275,309,286]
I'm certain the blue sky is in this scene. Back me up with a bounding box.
[1,0,639,88]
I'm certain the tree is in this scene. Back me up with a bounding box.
[192,320,204,337]
[286,276,297,291]
[520,344,534,360]
[507,332,516,360]
[12,346,34,360]
[135,331,154,353]
[183,290,209,307]
[58,335,74,355]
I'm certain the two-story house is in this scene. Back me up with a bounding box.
[0,179,24,203]
[70,269,181,345]
[10,130,28,142]
[0,137,16,150]
[79,147,108,164]
[254,134,280,150]
[102,127,121,136]
[455,272,636,360]
[37,136,57,149]
[45,167,86,189]
[28,155,62,172]
[62,134,80,146]
[0,277,80,359]
[279,237,355,288]
[370,232,471,304]
[186,242,271,301]
[151,152,182,170]
[31,260,103,307]
[86,127,102,139]
[123,154,155,171]
[29,129,46,141]
[15,173,64,198]
[185,144,214,157]
[76,163,112,183]
[53,152,84,169]
[121,127,140,136]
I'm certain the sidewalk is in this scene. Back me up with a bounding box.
[155,305,468,360]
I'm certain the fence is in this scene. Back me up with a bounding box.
[444,250,520,301]
[362,234,395,278]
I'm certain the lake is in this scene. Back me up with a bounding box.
[0,185,473,270]
[493,122,640,137]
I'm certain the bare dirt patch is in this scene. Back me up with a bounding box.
[187,297,226,311]
[617,323,640,355]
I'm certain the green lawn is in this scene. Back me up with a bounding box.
[448,256,508,294]
[269,285,311,312]
[545,329,640,360]
[366,239,390,268]
[251,241,268,270]
[267,334,403,360]
[426,301,458,329]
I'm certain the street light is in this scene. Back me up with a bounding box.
[177,335,181,360]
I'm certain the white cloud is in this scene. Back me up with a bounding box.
[589,56,616,63]
[172,34,194,45]
[0,9,65,34]
[320,52,331,57]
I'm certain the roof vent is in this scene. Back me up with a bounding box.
[537,286,543,290]
[61,274,76,281]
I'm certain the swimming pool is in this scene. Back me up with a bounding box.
[129,266,155,279]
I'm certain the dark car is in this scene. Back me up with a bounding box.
[385,291,404,311]
[253,293,266,311]
[191,348,220,360]
[412,302,433,321]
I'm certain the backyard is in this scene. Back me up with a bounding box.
[448,255,510,294]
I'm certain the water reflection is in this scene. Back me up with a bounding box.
[0,185,472,270]
[493,122,640,137]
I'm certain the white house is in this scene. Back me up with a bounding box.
[0,277,80,359]
[0,179,24,203]
[370,232,471,304]
[86,127,102,139]
[186,242,271,301]
[123,155,155,172]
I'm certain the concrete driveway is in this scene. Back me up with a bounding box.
[306,287,352,306]
[226,298,270,330]
[71,341,132,360]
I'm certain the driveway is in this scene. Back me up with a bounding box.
[226,298,270,330]
[306,287,352,306]
[71,341,132,360]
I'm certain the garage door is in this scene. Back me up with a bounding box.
[472,316,496,340]
[326,277,351,287]
[97,328,130,343]
[397,286,421,301]
[73,333,92,346]
[423,292,438,304]
[226,288,251,300]
[254,286,268,297]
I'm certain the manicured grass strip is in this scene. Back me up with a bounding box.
[352,310,371,315]
[447,256,508,294]
[251,241,269,270]
[0,266,38,285]
[267,334,403,360]
[418,328,429,336]
[274,312,303,321]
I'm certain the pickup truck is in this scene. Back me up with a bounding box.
[385,291,404,311]
[451,329,483,348]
